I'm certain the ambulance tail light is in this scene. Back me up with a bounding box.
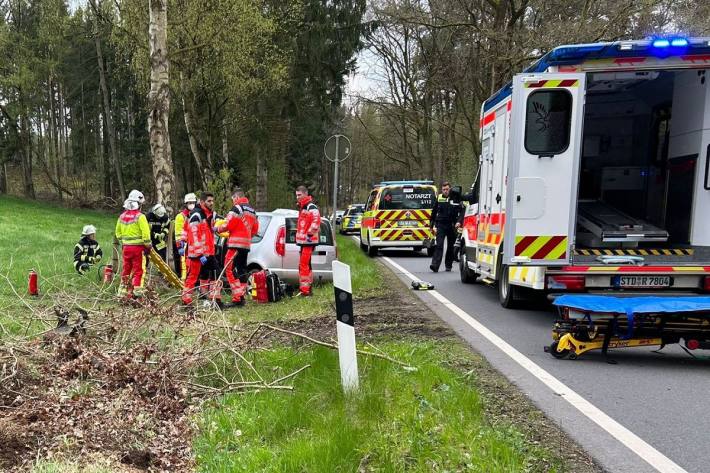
[702,276,710,292]
[546,275,585,291]
[275,226,286,256]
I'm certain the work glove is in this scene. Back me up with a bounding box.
[87,256,95,264]
[178,247,185,256]
[94,254,102,262]
[199,256,208,265]
[78,263,90,274]
[176,240,183,249]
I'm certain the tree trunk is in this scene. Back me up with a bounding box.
[221,118,229,167]
[0,161,7,194]
[94,19,126,199]
[20,112,35,199]
[181,90,210,187]
[148,0,177,213]
[255,147,268,210]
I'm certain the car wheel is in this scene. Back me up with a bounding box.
[497,261,528,309]
[367,244,379,257]
[459,247,477,284]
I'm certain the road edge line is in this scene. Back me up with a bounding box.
[381,255,687,473]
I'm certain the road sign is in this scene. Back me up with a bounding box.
[324,134,352,222]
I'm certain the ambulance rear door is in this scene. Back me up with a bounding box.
[504,73,586,266]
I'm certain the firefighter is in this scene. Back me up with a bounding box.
[295,185,321,296]
[147,203,170,262]
[429,182,462,273]
[216,188,259,307]
[174,193,197,280]
[115,194,151,299]
[181,192,223,308]
[73,225,103,275]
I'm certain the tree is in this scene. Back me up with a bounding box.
[147,0,175,212]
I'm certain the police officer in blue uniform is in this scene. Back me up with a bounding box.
[429,182,462,272]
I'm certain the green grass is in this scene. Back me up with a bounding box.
[195,343,562,473]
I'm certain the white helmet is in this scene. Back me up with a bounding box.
[151,204,167,218]
[128,189,145,204]
[82,225,97,236]
[184,193,197,204]
[123,199,139,210]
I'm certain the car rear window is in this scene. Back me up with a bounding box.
[380,187,435,210]
[285,219,334,245]
[252,215,271,243]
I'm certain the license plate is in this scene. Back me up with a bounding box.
[312,254,327,265]
[398,220,417,227]
[613,275,671,288]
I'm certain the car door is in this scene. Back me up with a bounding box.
[504,73,586,266]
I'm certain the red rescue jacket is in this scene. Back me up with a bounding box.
[296,195,321,246]
[217,197,259,249]
[183,204,215,258]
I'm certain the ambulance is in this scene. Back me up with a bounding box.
[462,37,710,308]
[360,180,437,256]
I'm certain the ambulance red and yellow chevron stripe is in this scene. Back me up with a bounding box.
[375,209,431,221]
[515,235,568,260]
[524,79,579,88]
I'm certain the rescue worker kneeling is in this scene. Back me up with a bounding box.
[216,188,259,307]
[115,192,151,299]
[74,225,103,275]
[181,192,222,308]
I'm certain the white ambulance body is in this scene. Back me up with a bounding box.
[463,37,710,308]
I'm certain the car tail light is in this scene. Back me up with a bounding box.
[275,226,286,256]
[546,275,585,291]
[703,276,710,292]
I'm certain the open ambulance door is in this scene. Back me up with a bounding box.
[503,73,586,266]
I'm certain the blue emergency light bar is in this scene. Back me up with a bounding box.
[483,36,710,112]
[379,180,434,186]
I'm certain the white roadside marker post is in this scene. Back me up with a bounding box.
[332,260,359,392]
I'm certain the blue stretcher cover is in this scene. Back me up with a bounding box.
[553,295,710,314]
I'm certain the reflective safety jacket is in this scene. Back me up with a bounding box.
[73,236,103,274]
[217,198,259,249]
[296,195,321,246]
[147,211,170,251]
[115,210,151,247]
[183,204,215,258]
[174,208,189,242]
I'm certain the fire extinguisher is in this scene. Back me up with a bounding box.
[103,264,114,283]
[28,269,38,296]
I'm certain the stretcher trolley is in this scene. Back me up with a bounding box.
[546,295,710,361]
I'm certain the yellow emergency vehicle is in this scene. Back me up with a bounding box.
[359,180,437,257]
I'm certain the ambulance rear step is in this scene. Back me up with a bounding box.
[577,200,668,244]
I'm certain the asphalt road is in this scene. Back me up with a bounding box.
[377,248,710,473]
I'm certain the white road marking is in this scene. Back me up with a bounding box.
[381,255,688,473]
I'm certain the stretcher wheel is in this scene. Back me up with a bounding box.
[549,341,570,359]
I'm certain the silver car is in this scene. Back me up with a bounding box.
[245,209,336,284]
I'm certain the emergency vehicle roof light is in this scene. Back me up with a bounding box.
[618,42,634,51]
[652,38,670,48]
[379,180,434,186]
[671,38,688,47]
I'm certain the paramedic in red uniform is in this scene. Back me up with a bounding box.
[295,185,321,296]
[216,188,259,307]
[181,192,223,308]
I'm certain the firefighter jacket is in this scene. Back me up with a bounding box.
[296,195,321,246]
[183,204,215,258]
[174,209,189,242]
[147,211,170,251]
[217,198,259,249]
[73,236,103,274]
[430,194,462,228]
[115,210,151,247]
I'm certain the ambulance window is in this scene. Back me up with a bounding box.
[524,90,572,156]
[366,190,378,210]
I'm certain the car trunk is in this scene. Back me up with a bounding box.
[283,218,336,273]
[573,69,710,265]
